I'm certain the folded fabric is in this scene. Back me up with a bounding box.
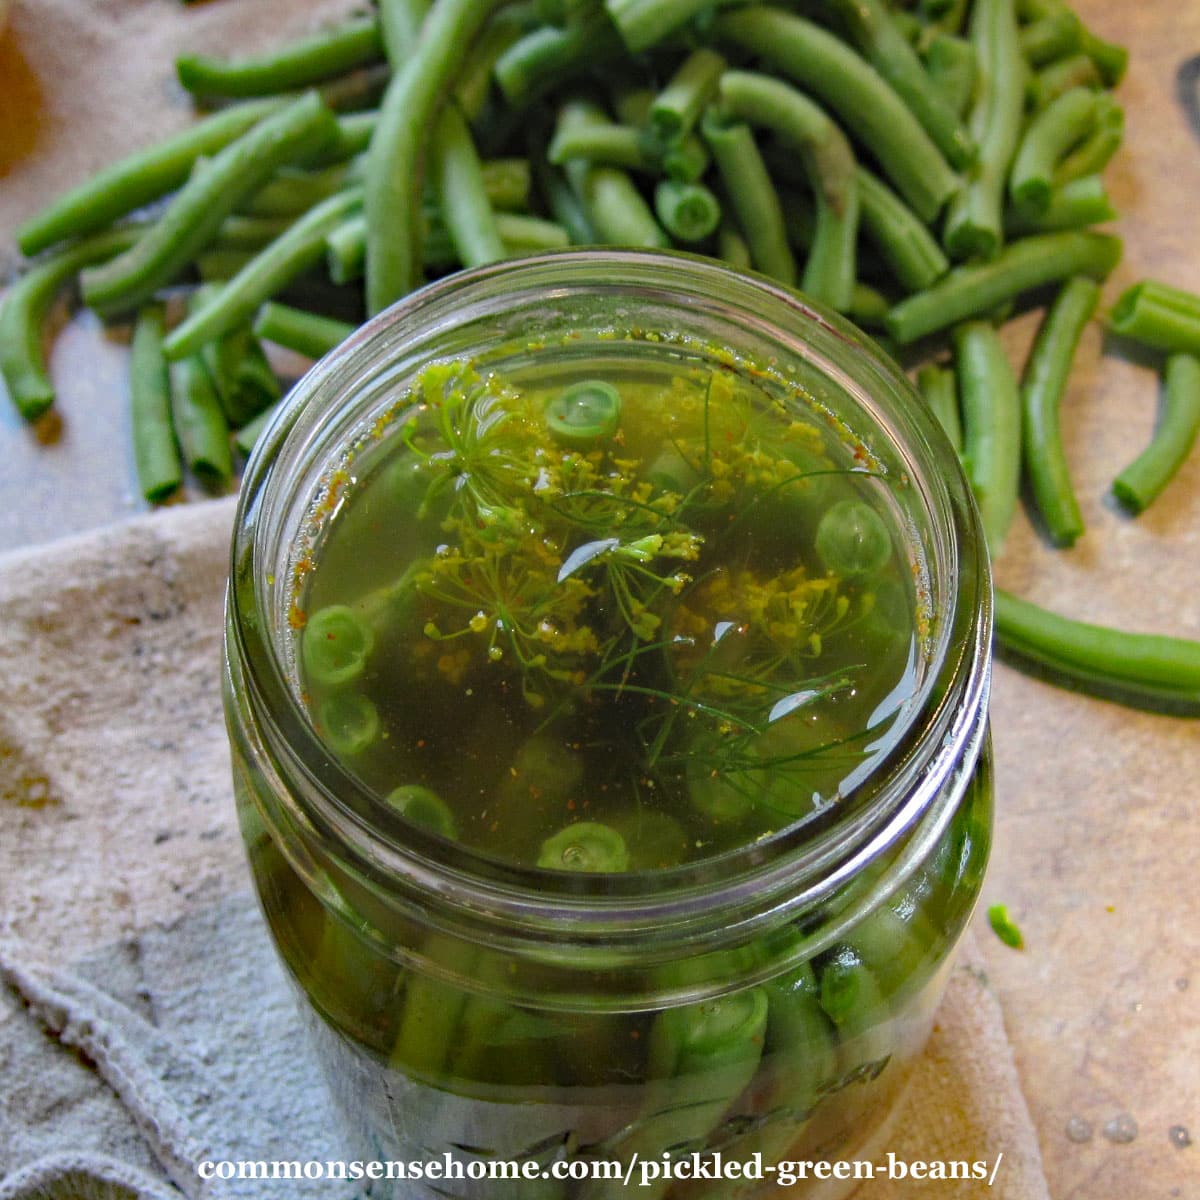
[0,500,1049,1200]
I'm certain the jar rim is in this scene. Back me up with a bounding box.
[228,249,992,949]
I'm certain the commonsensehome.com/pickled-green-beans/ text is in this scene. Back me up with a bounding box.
[195,1150,1005,1189]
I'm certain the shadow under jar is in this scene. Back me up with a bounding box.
[224,251,993,1199]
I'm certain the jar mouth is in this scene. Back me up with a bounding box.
[229,249,991,939]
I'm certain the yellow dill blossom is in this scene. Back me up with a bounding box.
[669,565,851,699]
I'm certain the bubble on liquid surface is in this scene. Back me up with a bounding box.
[1065,1116,1093,1143]
[1102,1113,1139,1144]
[1169,1125,1191,1149]
[561,843,588,868]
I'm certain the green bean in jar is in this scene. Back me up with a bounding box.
[224,251,993,1199]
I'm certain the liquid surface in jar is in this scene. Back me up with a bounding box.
[291,344,924,870]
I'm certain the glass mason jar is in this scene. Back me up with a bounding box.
[224,251,992,1199]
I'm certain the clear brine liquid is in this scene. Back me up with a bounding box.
[291,341,922,869]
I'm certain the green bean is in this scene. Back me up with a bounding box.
[318,692,381,756]
[654,180,721,243]
[175,18,384,99]
[1005,174,1116,235]
[588,988,769,1200]
[213,214,295,253]
[609,811,690,871]
[390,935,476,1076]
[164,186,364,360]
[492,212,571,253]
[315,64,392,119]
[533,0,595,22]
[549,121,653,172]
[431,103,505,270]
[650,48,726,142]
[916,362,963,450]
[891,9,923,44]
[0,228,138,421]
[304,604,375,688]
[1112,354,1200,515]
[238,160,357,218]
[378,0,431,62]
[815,499,893,576]
[1020,275,1098,546]
[779,185,816,253]
[200,325,281,429]
[840,896,939,1004]
[194,249,255,282]
[81,93,339,316]
[494,12,623,106]
[954,319,1021,555]
[329,206,564,284]
[233,403,279,457]
[253,301,353,359]
[168,356,232,489]
[129,306,182,504]
[920,0,969,35]
[943,0,1026,260]
[716,8,960,223]
[726,965,837,1174]
[16,99,286,257]
[922,34,977,117]
[448,992,560,1093]
[825,0,975,169]
[252,303,354,358]
[1010,87,1100,213]
[365,0,507,313]
[1027,53,1101,111]
[188,285,280,428]
[659,133,710,184]
[856,167,949,293]
[1053,94,1122,186]
[545,379,622,447]
[1109,280,1200,356]
[454,11,525,123]
[717,220,753,272]
[701,111,796,286]
[535,158,599,245]
[715,71,858,309]
[1015,0,1058,21]
[326,214,372,284]
[538,821,629,871]
[387,784,458,839]
[547,92,710,183]
[611,83,655,128]
[560,105,669,250]
[884,230,1120,343]
[480,158,533,212]
[1079,26,1128,87]
[817,946,887,1041]
[848,282,892,329]
[994,589,1200,710]
[604,0,713,52]
[1019,9,1081,66]
[987,903,1025,949]
[303,111,377,168]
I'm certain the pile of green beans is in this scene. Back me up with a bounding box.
[1,0,1198,712]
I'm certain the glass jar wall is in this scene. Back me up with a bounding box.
[223,251,993,1198]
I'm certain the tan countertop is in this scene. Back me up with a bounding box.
[0,2,1197,1197]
